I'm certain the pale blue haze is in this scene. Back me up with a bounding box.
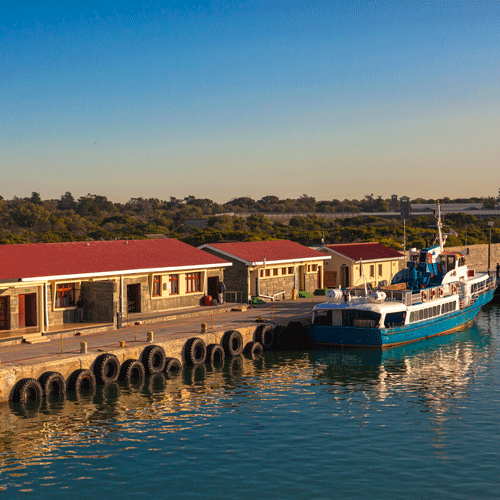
[1,304,500,499]
[1,1,499,202]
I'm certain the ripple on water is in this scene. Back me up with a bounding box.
[1,306,500,499]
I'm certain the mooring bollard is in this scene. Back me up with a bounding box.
[119,341,125,348]
[80,342,87,354]
[201,323,207,333]
[147,331,154,343]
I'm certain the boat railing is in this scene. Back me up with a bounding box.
[379,286,445,305]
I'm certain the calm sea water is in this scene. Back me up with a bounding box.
[1,303,500,499]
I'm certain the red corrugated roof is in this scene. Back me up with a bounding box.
[323,242,404,261]
[0,239,230,280]
[201,240,329,264]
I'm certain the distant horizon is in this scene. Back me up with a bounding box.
[1,190,498,205]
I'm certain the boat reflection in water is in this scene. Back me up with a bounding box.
[308,323,491,419]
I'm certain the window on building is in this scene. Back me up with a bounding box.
[185,272,201,293]
[152,275,161,297]
[260,270,264,277]
[312,264,318,272]
[282,268,287,275]
[169,275,179,295]
[273,268,279,276]
[307,265,311,272]
[370,265,375,278]
[55,283,76,308]
[288,267,294,274]
[378,264,383,277]
[265,269,270,277]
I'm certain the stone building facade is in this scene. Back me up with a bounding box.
[0,239,230,339]
[199,240,330,303]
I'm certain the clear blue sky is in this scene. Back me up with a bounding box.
[1,1,499,203]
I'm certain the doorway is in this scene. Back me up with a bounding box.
[340,266,350,288]
[127,284,141,313]
[207,277,218,301]
[18,293,37,328]
[0,296,10,330]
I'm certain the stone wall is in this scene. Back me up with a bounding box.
[444,243,500,272]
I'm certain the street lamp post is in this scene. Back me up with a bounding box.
[487,221,494,275]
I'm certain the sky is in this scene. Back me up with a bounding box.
[1,0,499,204]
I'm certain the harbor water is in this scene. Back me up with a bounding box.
[1,303,500,499]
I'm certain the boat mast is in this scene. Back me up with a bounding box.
[436,201,444,252]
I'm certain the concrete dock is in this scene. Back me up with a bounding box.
[0,298,322,404]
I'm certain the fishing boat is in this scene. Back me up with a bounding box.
[310,204,497,348]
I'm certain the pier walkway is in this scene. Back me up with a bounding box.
[0,299,323,392]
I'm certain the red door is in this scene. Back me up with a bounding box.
[18,294,25,328]
[18,293,37,328]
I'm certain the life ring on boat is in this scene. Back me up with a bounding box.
[422,291,428,302]
[439,287,444,297]
[450,283,457,294]
[431,289,436,299]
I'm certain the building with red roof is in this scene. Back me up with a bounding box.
[199,240,330,302]
[0,239,230,338]
[318,242,405,288]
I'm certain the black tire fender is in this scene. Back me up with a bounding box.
[38,371,66,397]
[164,357,182,376]
[141,345,167,374]
[206,344,225,365]
[254,324,273,349]
[67,369,96,395]
[221,329,243,357]
[119,359,145,383]
[285,321,310,350]
[93,353,121,384]
[271,325,286,350]
[243,341,263,356]
[183,337,207,366]
[11,378,43,403]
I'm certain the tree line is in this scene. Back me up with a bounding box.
[0,192,498,249]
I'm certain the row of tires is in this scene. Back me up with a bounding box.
[11,326,288,404]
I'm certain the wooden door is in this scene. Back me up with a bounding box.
[18,294,26,328]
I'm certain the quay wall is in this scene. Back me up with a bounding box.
[0,325,262,404]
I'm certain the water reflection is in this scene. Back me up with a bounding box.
[309,313,496,420]
[0,305,499,496]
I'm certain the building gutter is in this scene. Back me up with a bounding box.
[18,262,232,283]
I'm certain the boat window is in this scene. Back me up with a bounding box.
[433,306,438,316]
[419,310,424,321]
[410,311,416,323]
[447,255,456,270]
[313,310,328,325]
[384,311,406,327]
[423,308,429,319]
[419,252,427,263]
[348,309,381,327]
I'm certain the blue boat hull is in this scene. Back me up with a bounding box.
[309,289,495,348]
